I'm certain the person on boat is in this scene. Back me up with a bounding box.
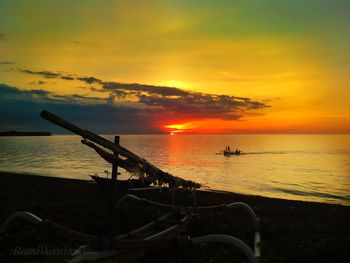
[226,146,231,152]
[235,149,241,154]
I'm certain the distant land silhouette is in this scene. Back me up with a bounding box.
[0,130,51,136]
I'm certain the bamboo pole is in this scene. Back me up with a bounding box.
[110,136,120,236]
[81,139,145,175]
[41,111,158,174]
[41,111,136,159]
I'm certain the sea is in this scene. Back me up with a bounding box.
[0,134,349,206]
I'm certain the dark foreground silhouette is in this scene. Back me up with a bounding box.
[0,171,349,263]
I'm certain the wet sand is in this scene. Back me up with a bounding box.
[0,171,349,262]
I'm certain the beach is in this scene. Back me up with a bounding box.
[0,171,349,263]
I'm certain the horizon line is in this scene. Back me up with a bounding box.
[50,132,350,136]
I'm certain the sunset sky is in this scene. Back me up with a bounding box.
[1,0,349,134]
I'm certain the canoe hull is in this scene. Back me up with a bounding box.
[223,151,242,156]
[89,175,151,188]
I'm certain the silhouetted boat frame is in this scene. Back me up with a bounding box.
[89,174,151,188]
[0,110,261,262]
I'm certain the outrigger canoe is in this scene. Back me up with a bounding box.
[90,175,151,188]
[223,150,243,156]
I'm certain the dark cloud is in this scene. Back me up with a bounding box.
[0,83,23,95]
[0,83,49,97]
[61,76,74,80]
[16,68,269,131]
[0,83,104,105]
[20,69,62,78]
[71,41,84,45]
[19,68,187,96]
[28,89,50,96]
[77,76,103,84]
[0,83,161,134]
[103,82,188,97]
[136,93,265,120]
[19,67,268,117]
[101,83,268,120]
[19,68,101,84]
[0,61,14,65]
[0,33,6,40]
[47,93,107,104]
[29,80,47,85]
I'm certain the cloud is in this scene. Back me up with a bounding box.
[0,83,104,105]
[0,83,162,133]
[19,69,77,81]
[0,33,6,40]
[0,61,14,65]
[61,76,74,80]
[0,83,49,97]
[71,41,84,45]
[102,82,189,97]
[20,69,62,78]
[16,68,269,131]
[136,93,266,120]
[100,81,268,120]
[29,80,48,85]
[19,68,99,83]
[19,68,190,96]
[77,76,103,84]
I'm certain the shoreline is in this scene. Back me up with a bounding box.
[1,169,348,207]
[0,131,51,137]
[0,171,349,262]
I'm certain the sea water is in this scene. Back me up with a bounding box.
[0,134,349,205]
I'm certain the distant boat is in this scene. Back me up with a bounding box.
[223,146,243,156]
[89,174,152,188]
[223,150,243,156]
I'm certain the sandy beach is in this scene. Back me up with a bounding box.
[0,171,349,263]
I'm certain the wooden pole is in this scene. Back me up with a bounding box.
[81,139,144,175]
[110,136,120,236]
[111,136,120,182]
[41,110,158,174]
[41,111,132,156]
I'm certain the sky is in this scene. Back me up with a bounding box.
[0,0,349,134]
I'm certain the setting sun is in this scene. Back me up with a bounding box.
[164,123,197,134]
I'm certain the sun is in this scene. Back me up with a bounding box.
[164,122,196,134]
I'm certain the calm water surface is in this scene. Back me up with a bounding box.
[0,134,349,205]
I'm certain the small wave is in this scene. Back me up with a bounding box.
[244,151,288,155]
[271,187,350,202]
[243,150,331,155]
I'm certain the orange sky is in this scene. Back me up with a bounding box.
[0,0,349,134]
